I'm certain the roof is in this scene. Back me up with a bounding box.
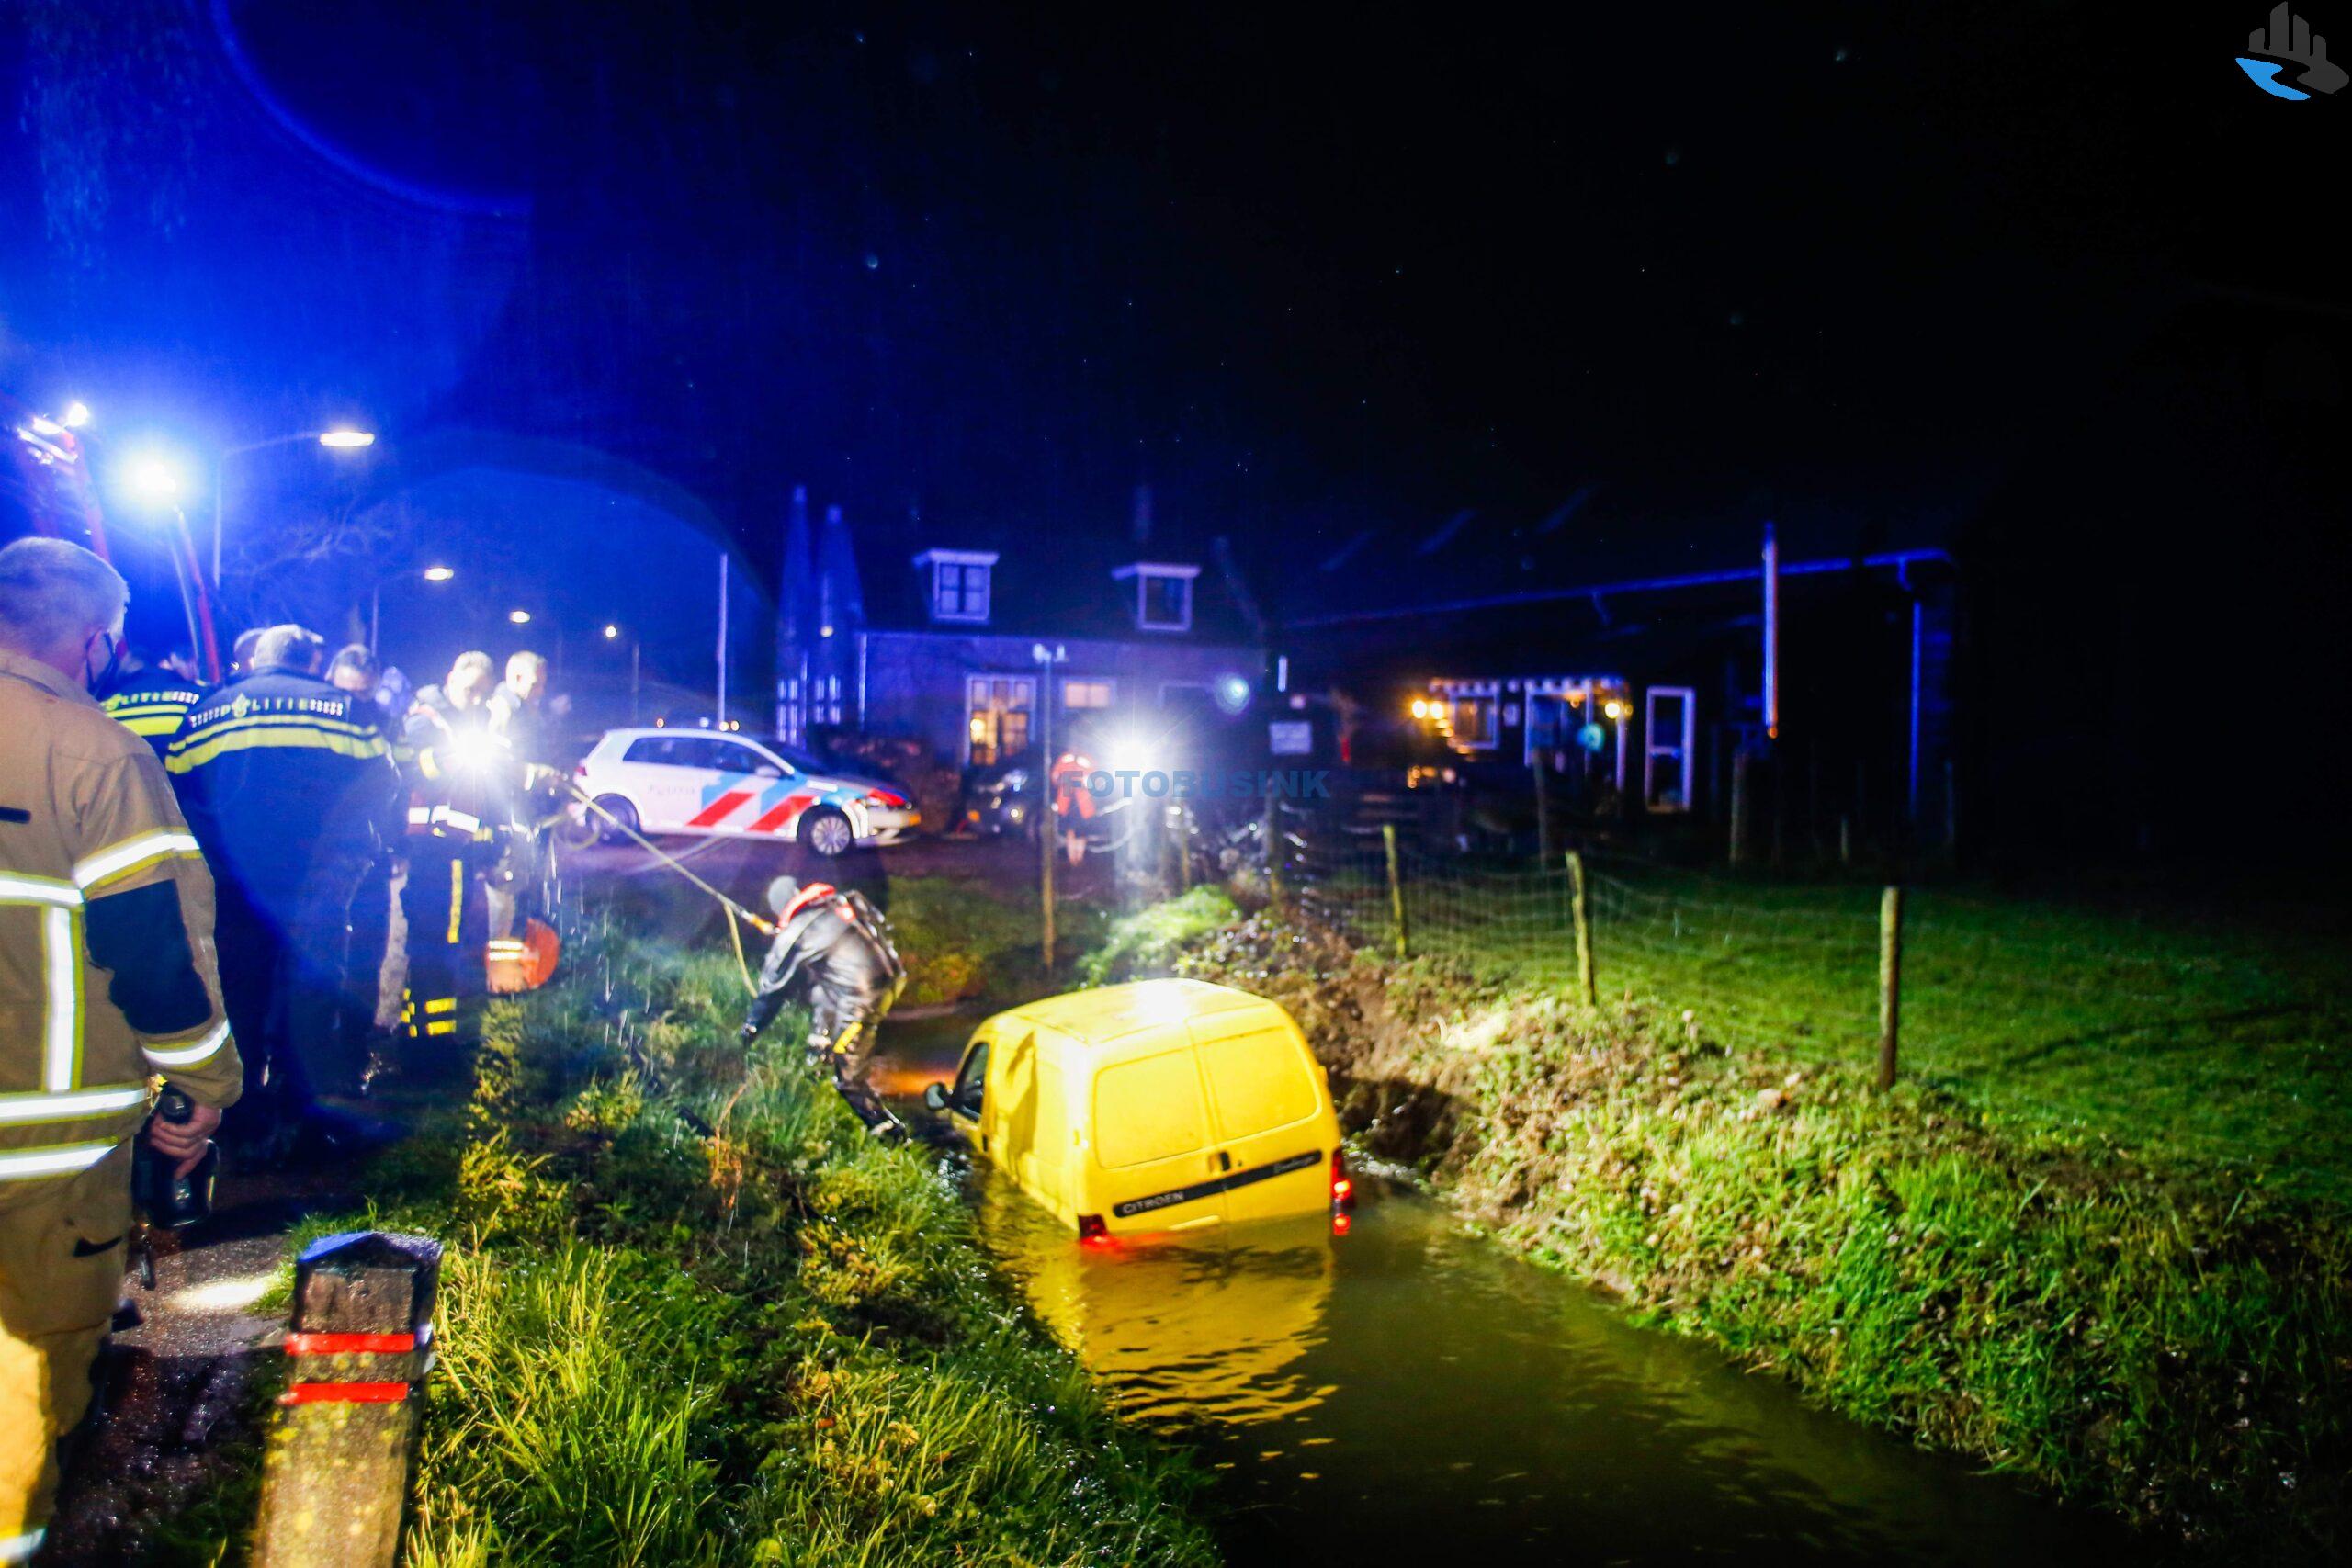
[997,979,1269,1050]
[841,509,1262,646]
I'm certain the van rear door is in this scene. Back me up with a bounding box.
[1190,1010,1329,1223]
[1090,1040,1226,1232]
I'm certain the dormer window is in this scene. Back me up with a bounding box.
[1114,561,1198,633]
[915,548,996,625]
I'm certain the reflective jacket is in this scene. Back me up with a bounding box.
[401,687,507,846]
[165,671,403,899]
[1,649,241,1200]
[745,883,906,1035]
[100,666,206,760]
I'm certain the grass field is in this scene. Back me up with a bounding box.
[1295,850,2352,1208]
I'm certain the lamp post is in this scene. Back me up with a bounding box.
[604,622,642,724]
[370,564,455,655]
[213,428,377,585]
[1033,642,1067,975]
[118,451,221,681]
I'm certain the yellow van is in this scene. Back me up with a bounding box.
[924,978,1351,1239]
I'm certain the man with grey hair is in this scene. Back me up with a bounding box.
[0,538,242,1561]
[168,622,401,1162]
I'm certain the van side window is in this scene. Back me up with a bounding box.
[952,1041,989,1116]
[1094,1049,1209,1168]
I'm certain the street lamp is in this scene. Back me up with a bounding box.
[114,449,220,680]
[508,609,532,625]
[212,427,379,583]
[370,565,454,655]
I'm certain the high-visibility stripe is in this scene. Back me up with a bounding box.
[687,790,752,829]
[0,1140,117,1181]
[73,829,201,891]
[279,1381,410,1405]
[114,711,188,736]
[285,1331,418,1355]
[447,859,464,943]
[0,1083,148,1125]
[0,874,82,908]
[43,905,79,1089]
[144,1019,232,1068]
[424,1021,457,1037]
[1,1528,46,1563]
[165,718,390,773]
[423,997,456,1016]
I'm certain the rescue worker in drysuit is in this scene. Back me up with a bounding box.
[739,875,908,1140]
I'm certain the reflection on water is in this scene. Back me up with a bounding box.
[888,1014,2120,1566]
[980,1181,1336,1427]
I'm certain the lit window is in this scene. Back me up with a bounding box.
[916,549,998,624]
[1114,562,1199,632]
[1451,697,1498,748]
[1062,678,1114,710]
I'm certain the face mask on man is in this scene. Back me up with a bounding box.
[84,628,125,697]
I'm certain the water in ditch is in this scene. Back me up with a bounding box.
[881,1014,2122,1565]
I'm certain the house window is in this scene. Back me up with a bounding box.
[1450,697,1498,749]
[916,549,998,625]
[1062,678,1114,710]
[1114,562,1199,633]
[967,675,1034,766]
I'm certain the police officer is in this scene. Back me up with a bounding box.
[740,875,909,1140]
[97,644,206,761]
[397,653,505,1074]
[1,539,242,1564]
[166,625,401,1160]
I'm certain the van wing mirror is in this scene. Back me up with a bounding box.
[922,1082,949,1112]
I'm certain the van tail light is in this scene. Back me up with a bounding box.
[864,787,909,808]
[1077,1213,1113,1247]
[1330,1149,1354,1211]
[573,763,589,778]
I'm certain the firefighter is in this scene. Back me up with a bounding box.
[1,539,242,1564]
[165,626,401,1161]
[739,875,909,1140]
[97,644,206,761]
[396,653,505,1075]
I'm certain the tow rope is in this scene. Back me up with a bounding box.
[558,777,775,996]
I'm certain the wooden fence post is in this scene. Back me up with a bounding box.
[1877,886,1905,1090]
[1568,851,1598,1009]
[254,1230,442,1567]
[1532,750,1554,865]
[1729,750,1752,867]
[1383,824,1408,959]
[1264,786,1283,903]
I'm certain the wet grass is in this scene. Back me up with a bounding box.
[1302,860,2352,1209]
[293,931,1216,1566]
[1140,900,2352,1557]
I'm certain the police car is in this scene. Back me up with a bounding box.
[572,728,918,855]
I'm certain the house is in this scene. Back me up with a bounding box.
[1272,480,1962,852]
[774,487,1268,776]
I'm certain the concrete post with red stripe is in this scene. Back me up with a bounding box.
[254,1231,442,1566]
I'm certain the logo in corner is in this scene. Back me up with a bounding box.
[2240,5,2348,97]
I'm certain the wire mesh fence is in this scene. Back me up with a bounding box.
[1274,793,2337,1154]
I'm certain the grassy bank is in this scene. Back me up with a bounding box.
[279,931,1215,1565]
[1102,897,2352,1555]
[1338,861,2352,1206]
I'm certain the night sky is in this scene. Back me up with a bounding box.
[2,1,2343,601]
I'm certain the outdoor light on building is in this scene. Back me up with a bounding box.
[423,565,456,581]
[509,609,532,625]
[1603,699,1626,721]
[1410,698,1429,719]
[1215,673,1251,714]
[318,428,377,448]
[61,400,92,429]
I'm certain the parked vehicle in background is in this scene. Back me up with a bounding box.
[571,727,917,854]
